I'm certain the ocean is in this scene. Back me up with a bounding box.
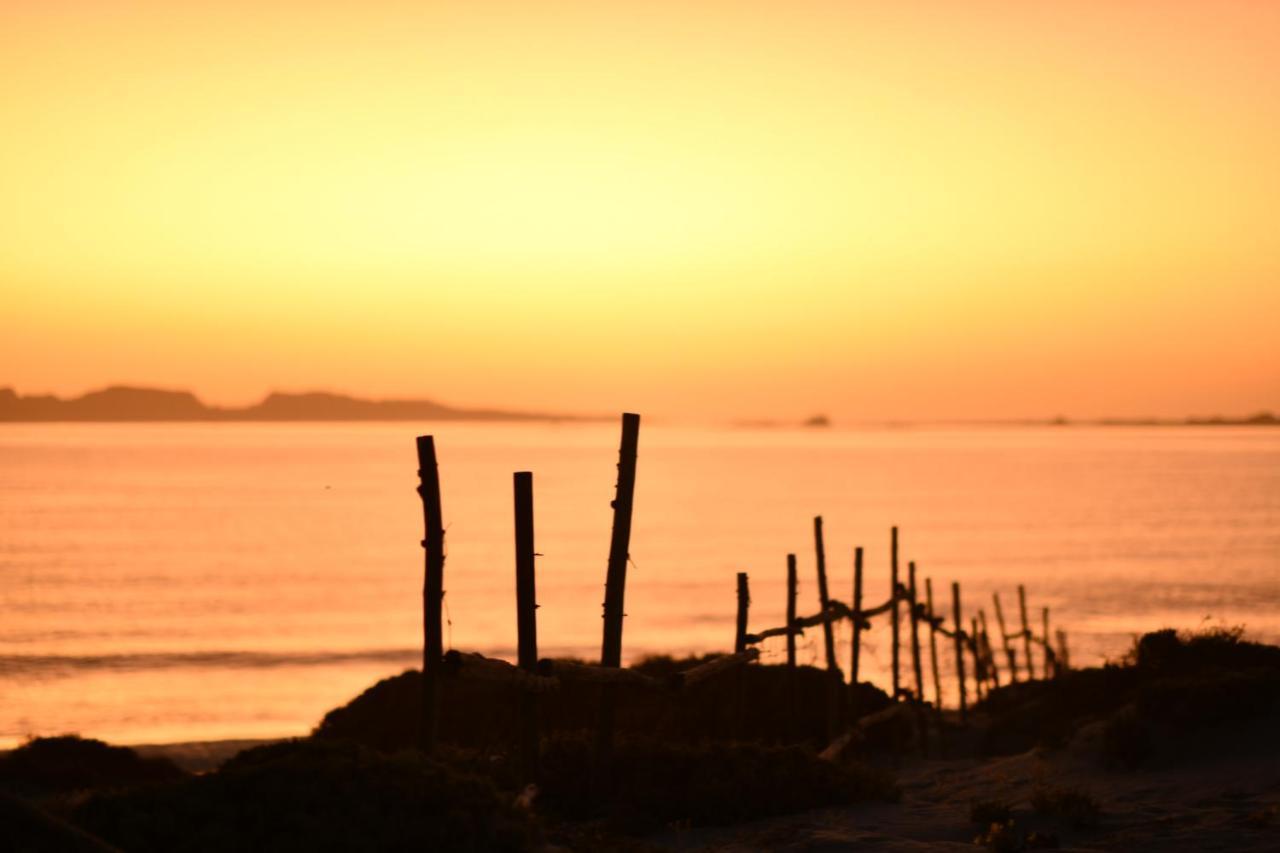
[1,421,1277,747]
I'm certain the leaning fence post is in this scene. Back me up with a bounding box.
[415,435,446,755]
[970,616,986,702]
[813,516,839,675]
[979,609,1001,688]
[909,562,925,702]
[992,594,1017,682]
[786,553,798,670]
[513,471,539,783]
[596,412,641,769]
[890,526,900,700]
[1042,607,1052,679]
[851,547,864,685]
[1018,585,1033,681]
[952,582,966,721]
[926,577,942,709]
[735,572,750,653]
[786,553,798,736]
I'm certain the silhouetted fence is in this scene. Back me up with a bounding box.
[413,414,1071,783]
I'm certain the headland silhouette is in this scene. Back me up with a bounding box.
[0,386,586,423]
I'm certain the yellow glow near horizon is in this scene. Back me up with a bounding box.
[2,1,1278,419]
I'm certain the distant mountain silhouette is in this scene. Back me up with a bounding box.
[0,386,584,423]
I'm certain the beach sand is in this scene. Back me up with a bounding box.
[657,715,1280,851]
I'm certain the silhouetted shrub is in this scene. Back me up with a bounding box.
[1100,705,1152,769]
[314,659,891,754]
[1030,784,1100,829]
[1,792,126,853]
[981,628,1280,761]
[536,733,896,832]
[1136,668,1280,729]
[0,736,185,798]
[969,798,1013,827]
[73,739,534,853]
[975,820,1060,852]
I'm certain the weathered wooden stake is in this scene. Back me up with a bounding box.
[786,553,798,737]
[979,609,1001,688]
[926,578,942,709]
[734,572,751,654]
[786,554,798,670]
[970,616,986,702]
[851,547,864,684]
[596,413,641,768]
[1042,607,1052,679]
[1018,585,1034,681]
[1056,628,1071,672]
[513,471,538,782]
[415,435,445,755]
[952,582,966,720]
[992,593,1017,682]
[813,516,839,674]
[909,561,924,702]
[890,526,900,700]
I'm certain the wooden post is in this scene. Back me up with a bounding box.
[850,547,864,684]
[1056,628,1070,672]
[734,572,750,653]
[926,578,942,709]
[890,526,900,700]
[786,554,798,670]
[513,471,538,783]
[1018,585,1033,682]
[1042,607,1052,679]
[952,582,966,721]
[970,616,986,702]
[596,413,641,768]
[786,553,798,738]
[979,609,1001,688]
[992,592,1017,682]
[909,561,924,702]
[813,516,839,674]
[415,435,446,755]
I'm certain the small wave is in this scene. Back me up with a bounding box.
[0,648,422,678]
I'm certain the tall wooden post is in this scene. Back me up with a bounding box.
[415,435,445,755]
[786,553,798,737]
[596,413,641,767]
[813,516,839,674]
[1042,607,1052,679]
[1056,629,1070,673]
[909,561,924,702]
[952,582,966,721]
[786,554,798,670]
[926,578,942,709]
[992,593,1017,682]
[970,616,986,702]
[734,572,751,653]
[890,526,900,700]
[513,471,538,782]
[850,547,864,684]
[979,609,1001,688]
[1018,585,1033,681]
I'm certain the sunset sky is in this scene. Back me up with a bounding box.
[3,0,1277,421]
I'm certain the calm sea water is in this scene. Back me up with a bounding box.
[1,422,1277,747]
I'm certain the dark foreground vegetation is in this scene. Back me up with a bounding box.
[979,626,1280,764]
[3,630,1277,852]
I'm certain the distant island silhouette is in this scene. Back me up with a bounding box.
[0,386,589,423]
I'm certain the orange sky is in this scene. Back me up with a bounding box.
[3,0,1277,421]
